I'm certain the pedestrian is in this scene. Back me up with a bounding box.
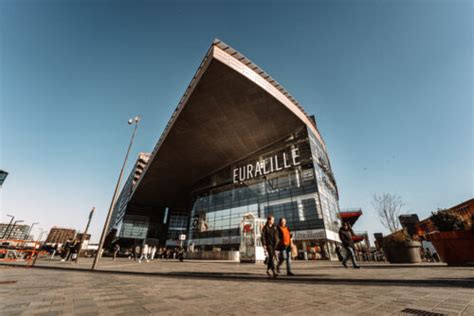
[113,243,120,261]
[424,248,433,262]
[261,215,280,278]
[150,246,157,260]
[148,244,153,259]
[134,244,140,261]
[72,239,81,262]
[51,243,58,259]
[157,247,163,259]
[60,240,71,262]
[67,240,77,261]
[276,218,295,276]
[178,245,184,262]
[338,222,360,269]
[139,243,149,263]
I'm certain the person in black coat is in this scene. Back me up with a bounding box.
[338,222,360,269]
[261,215,280,278]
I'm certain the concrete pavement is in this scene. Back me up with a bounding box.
[1,258,473,315]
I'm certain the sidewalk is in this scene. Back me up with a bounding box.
[1,258,473,315]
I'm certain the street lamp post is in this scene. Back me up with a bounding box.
[27,222,39,240]
[37,228,45,242]
[92,116,141,270]
[2,214,14,239]
[7,220,24,239]
[75,207,95,264]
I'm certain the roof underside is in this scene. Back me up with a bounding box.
[130,40,323,209]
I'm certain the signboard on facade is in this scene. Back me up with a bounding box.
[232,147,301,183]
[293,229,325,241]
[179,234,186,241]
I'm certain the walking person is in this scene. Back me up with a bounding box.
[60,240,71,262]
[139,243,149,263]
[134,244,140,261]
[51,243,58,259]
[150,246,157,260]
[73,239,81,262]
[276,218,295,276]
[148,244,153,260]
[178,245,184,262]
[338,222,360,269]
[113,243,120,261]
[157,247,163,259]
[261,215,280,278]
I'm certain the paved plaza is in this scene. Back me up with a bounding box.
[1,259,473,316]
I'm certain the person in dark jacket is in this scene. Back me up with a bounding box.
[261,215,280,278]
[113,243,120,261]
[338,222,360,269]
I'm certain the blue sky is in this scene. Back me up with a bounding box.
[1,0,472,242]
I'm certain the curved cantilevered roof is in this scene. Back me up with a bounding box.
[129,39,328,209]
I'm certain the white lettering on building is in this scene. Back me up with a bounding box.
[232,147,301,184]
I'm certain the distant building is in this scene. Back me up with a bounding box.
[0,223,29,240]
[46,227,76,245]
[108,152,151,240]
[0,169,8,188]
[76,233,90,241]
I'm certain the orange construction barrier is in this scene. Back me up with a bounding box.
[0,239,48,266]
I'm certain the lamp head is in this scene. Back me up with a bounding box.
[128,116,141,124]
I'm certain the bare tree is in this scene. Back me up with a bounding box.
[372,193,404,233]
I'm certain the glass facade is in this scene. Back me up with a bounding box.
[119,215,149,239]
[165,213,189,246]
[188,126,340,255]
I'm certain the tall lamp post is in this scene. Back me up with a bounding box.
[27,222,39,240]
[37,228,45,242]
[92,115,141,270]
[2,214,14,239]
[7,220,24,239]
[75,207,95,264]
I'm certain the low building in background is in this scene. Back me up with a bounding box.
[46,227,76,245]
[0,223,29,240]
[0,169,8,188]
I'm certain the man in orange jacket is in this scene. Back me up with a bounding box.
[276,218,295,276]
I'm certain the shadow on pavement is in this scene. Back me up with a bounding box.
[2,263,473,289]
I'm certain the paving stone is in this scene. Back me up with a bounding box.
[1,260,473,315]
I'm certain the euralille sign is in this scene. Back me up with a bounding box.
[232,148,301,183]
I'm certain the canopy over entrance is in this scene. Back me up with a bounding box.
[130,39,326,212]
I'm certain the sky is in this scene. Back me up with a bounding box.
[0,0,472,243]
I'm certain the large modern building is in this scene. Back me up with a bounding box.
[111,39,342,259]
